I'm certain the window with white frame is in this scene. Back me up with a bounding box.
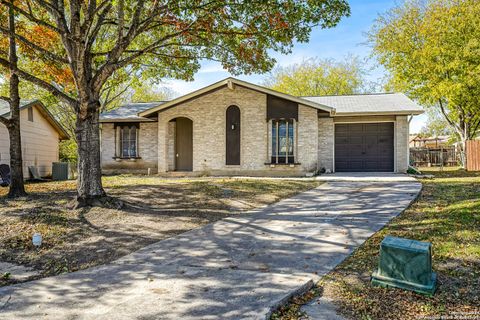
[271,119,294,164]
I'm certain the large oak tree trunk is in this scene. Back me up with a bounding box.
[5,0,26,198]
[6,113,27,198]
[75,100,106,207]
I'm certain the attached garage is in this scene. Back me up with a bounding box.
[335,122,394,172]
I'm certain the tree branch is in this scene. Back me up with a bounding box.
[1,0,62,33]
[0,114,10,126]
[438,99,461,133]
[0,56,77,106]
[0,96,11,103]
[85,2,113,53]
[0,26,69,64]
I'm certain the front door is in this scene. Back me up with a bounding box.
[175,117,193,171]
[226,105,241,165]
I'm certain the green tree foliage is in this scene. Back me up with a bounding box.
[420,108,455,139]
[264,56,368,96]
[368,0,480,164]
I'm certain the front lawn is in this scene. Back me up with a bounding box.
[0,176,320,287]
[272,170,480,320]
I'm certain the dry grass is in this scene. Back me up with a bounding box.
[271,169,480,320]
[0,175,320,286]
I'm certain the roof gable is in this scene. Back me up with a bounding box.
[137,77,334,117]
[0,100,69,140]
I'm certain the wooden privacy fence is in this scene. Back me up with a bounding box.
[410,147,459,167]
[466,140,480,171]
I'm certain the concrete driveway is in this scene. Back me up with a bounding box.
[0,178,421,320]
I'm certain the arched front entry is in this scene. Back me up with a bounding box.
[174,117,193,171]
[226,105,241,165]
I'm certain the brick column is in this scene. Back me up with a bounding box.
[318,117,334,172]
[157,113,167,173]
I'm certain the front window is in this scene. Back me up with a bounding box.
[272,119,294,164]
[120,125,137,158]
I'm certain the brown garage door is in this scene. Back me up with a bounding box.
[335,123,394,172]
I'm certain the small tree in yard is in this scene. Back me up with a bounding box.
[0,0,350,207]
[368,0,480,166]
[0,0,27,198]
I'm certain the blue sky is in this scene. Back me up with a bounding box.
[162,0,426,133]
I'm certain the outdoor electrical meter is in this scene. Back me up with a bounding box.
[371,236,437,295]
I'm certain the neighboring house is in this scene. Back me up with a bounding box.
[0,100,69,178]
[409,134,451,149]
[100,78,423,176]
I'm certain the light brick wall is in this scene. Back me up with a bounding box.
[167,121,176,171]
[101,122,158,174]
[395,115,409,172]
[297,105,318,172]
[156,85,316,175]
[100,123,115,164]
[318,117,334,172]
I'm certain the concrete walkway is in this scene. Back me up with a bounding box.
[316,172,416,182]
[0,179,421,320]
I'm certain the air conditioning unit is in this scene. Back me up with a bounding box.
[52,162,70,181]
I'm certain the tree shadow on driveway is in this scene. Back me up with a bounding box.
[0,181,421,319]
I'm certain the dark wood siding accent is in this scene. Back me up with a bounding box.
[114,122,139,129]
[335,122,394,172]
[226,105,241,165]
[175,117,193,171]
[267,95,298,120]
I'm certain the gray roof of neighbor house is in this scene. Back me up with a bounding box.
[100,102,167,122]
[0,100,36,117]
[0,100,69,139]
[302,93,423,115]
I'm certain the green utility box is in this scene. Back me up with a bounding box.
[52,162,70,181]
[371,236,437,295]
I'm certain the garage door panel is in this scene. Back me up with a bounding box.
[335,136,349,144]
[334,122,394,172]
[350,149,364,157]
[334,147,349,157]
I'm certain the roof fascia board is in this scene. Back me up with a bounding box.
[334,110,424,117]
[99,118,156,123]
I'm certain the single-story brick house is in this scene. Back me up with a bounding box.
[0,100,69,178]
[100,78,423,176]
